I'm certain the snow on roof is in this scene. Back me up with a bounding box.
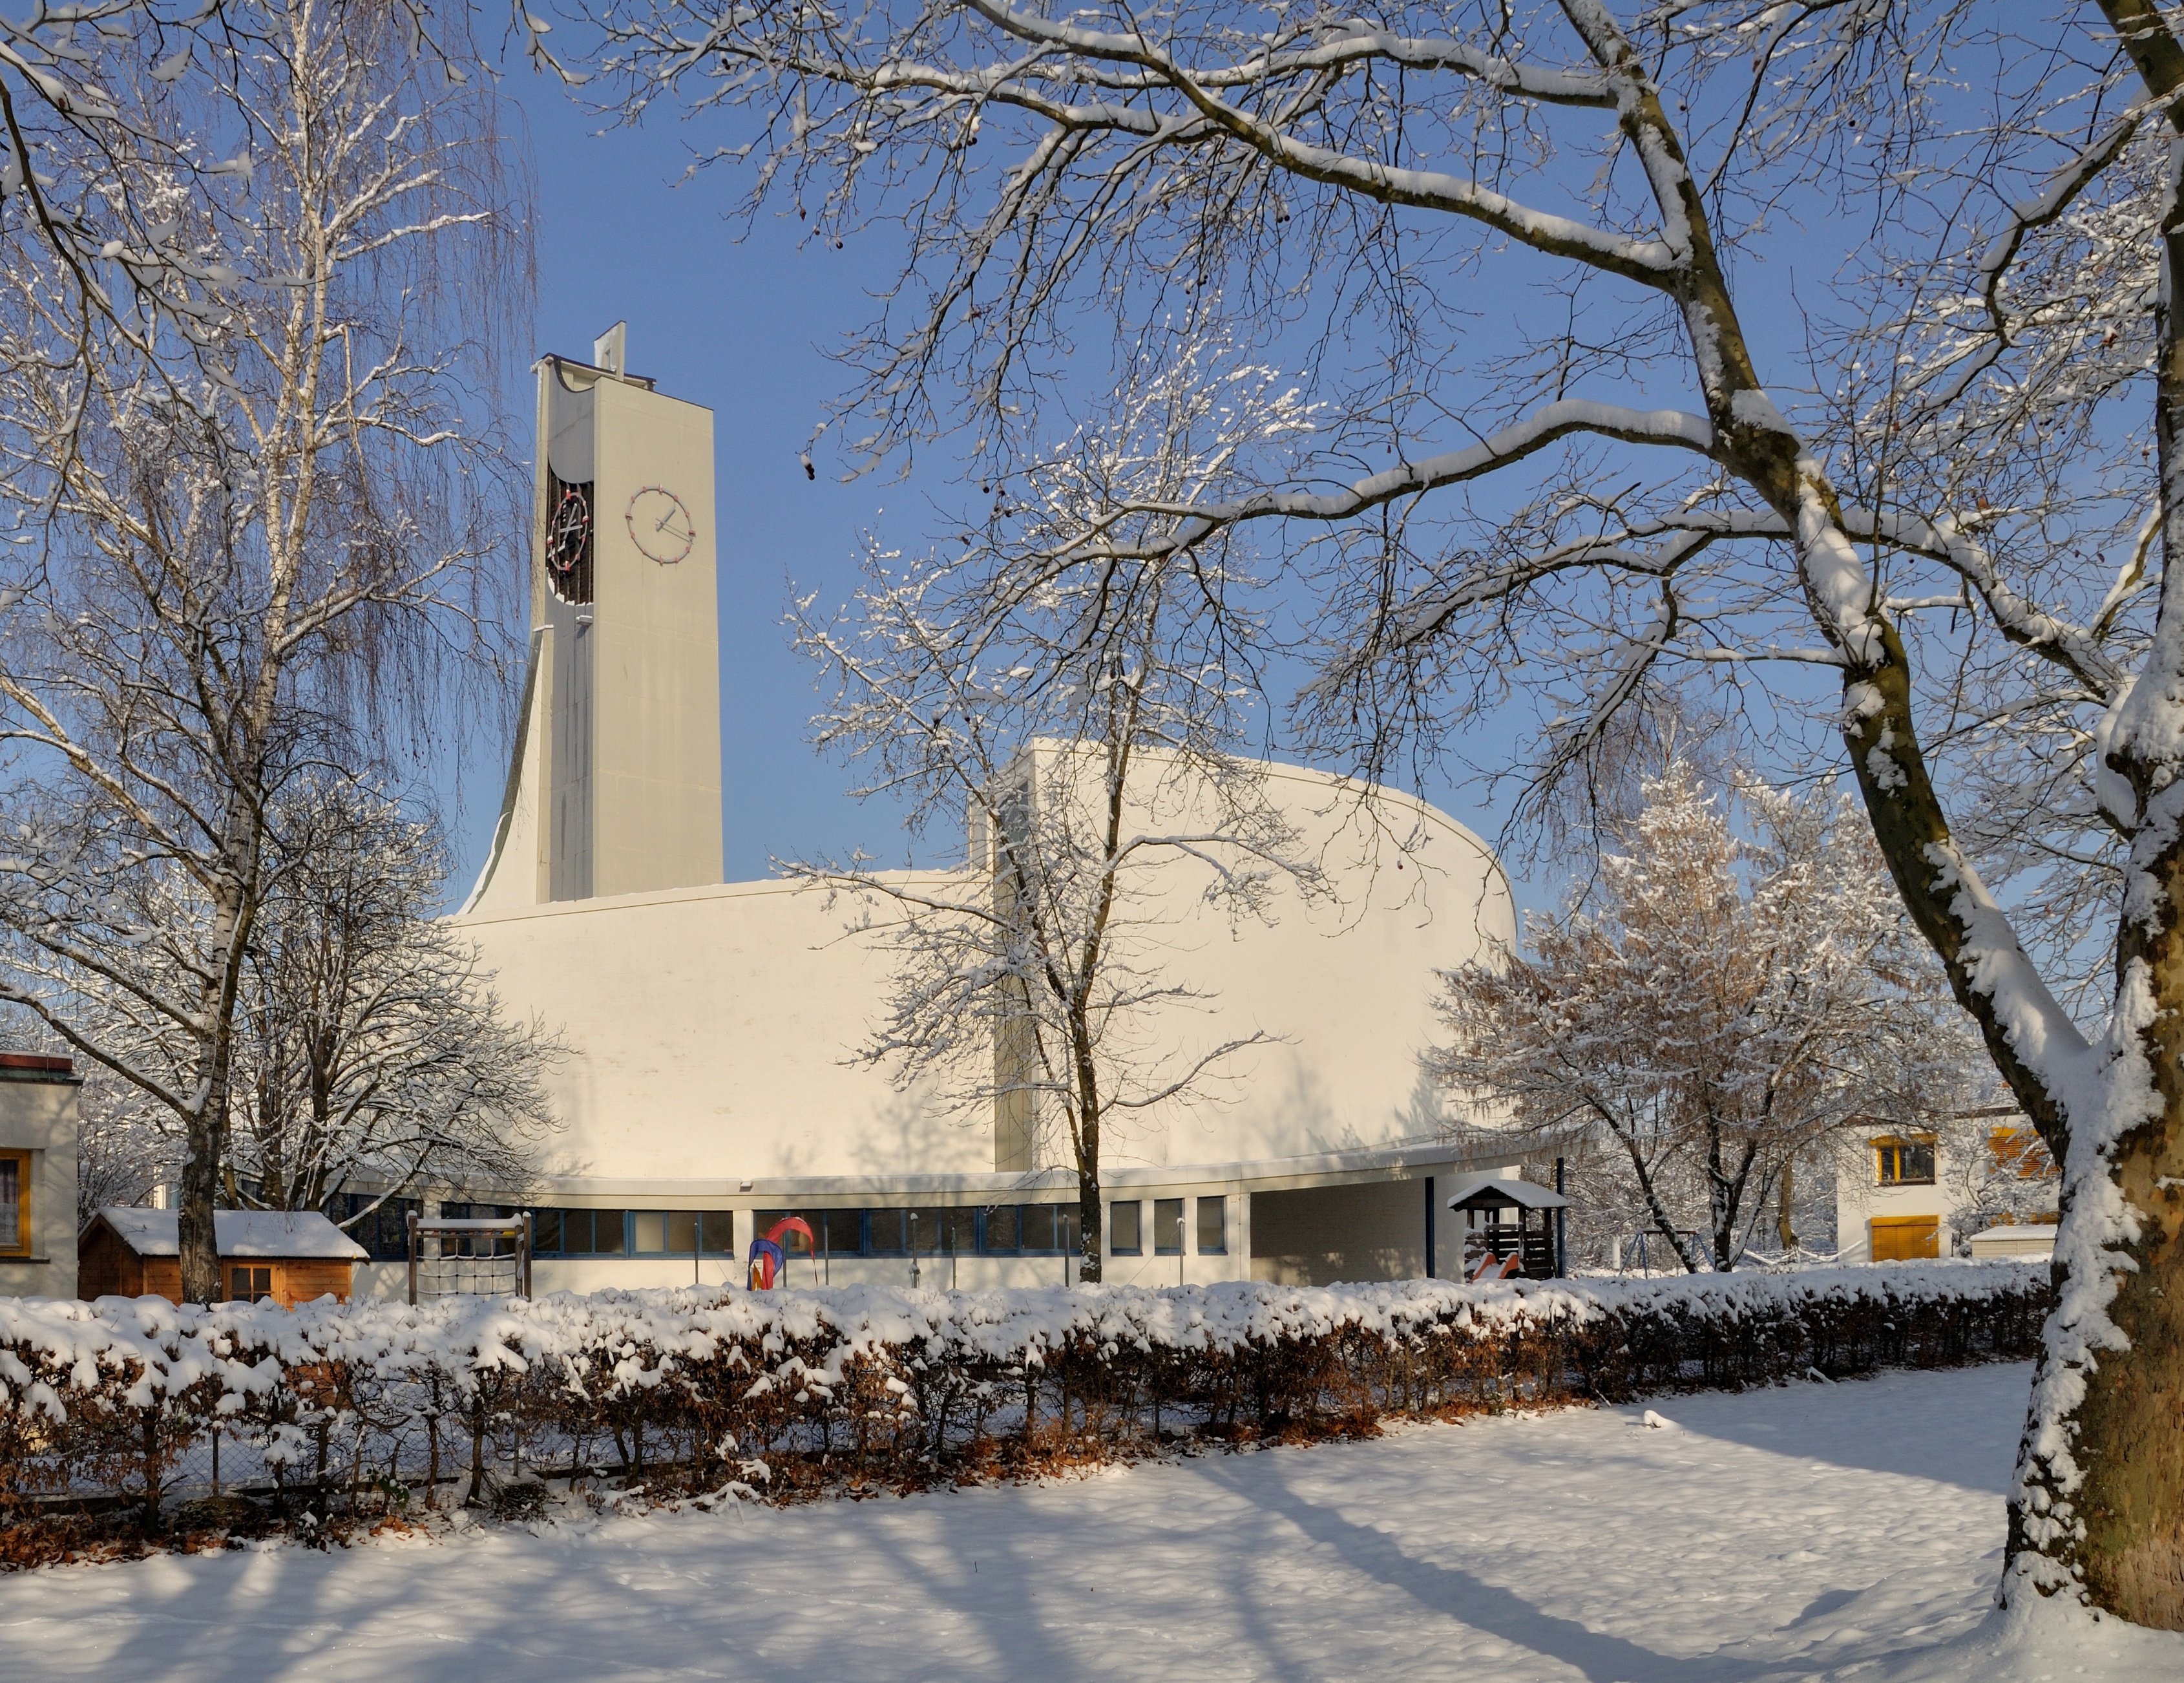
[1445,1172,1569,1212]
[89,1207,370,1261]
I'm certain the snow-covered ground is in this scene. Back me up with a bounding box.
[3,1362,2176,1682]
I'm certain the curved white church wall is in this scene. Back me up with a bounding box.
[454,759,1513,1192]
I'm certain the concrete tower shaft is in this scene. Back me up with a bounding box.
[463,326,724,911]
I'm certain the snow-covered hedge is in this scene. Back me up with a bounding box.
[0,1262,2046,1563]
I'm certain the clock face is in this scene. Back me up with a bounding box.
[547,482,592,578]
[625,485,696,565]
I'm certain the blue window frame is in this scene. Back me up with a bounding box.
[529,1208,629,1256]
[530,1210,735,1258]
[759,1204,1084,1258]
[323,1193,419,1262]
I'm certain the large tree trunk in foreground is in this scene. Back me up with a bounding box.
[1995,1,2184,1627]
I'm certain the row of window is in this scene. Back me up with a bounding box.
[1108,1196,1228,1256]
[319,1195,1234,1260]
[755,1205,1086,1258]
[1869,1128,2061,1189]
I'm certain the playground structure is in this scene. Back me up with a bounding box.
[746,1216,815,1289]
[406,1212,534,1303]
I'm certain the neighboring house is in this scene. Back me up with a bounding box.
[78,1208,368,1307]
[0,1052,79,1299]
[1957,1119,2061,1260]
[1834,1114,2061,1263]
[1836,1128,1950,1262]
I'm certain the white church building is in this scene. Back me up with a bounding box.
[401,330,1522,1295]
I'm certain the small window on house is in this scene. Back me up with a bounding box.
[1153,1198,1184,1255]
[1989,1127,2057,1182]
[699,1212,737,1256]
[1875,1138,1937,1186]
[866,1208,907,1253]
[1109,1201,1142,1255]
[442,1203,520,1256]
[939,1207,977,1255]
[633,1211,708,1255]
[752,1211,824,1254]
[228,1265,273,1302]
[983,1204,1020,1253]
[0,1150,28,1257]
[324,1193,417,1261]
[1020,1204,1058,1253]
[906,1208,947,1254]
[1197,1196,1227,1255]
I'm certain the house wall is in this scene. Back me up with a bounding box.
[0,1064,79,1300]
[1834,1138,1953,1262]
[76,1219,143,1300]
[272,1259,355,1306]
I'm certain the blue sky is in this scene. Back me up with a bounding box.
[468,70,918,884]
[469,67,1533,903]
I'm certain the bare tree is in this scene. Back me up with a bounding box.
[0,0,528,1303]
[224,785,560,1222]
[0,3,532,478]
[46,786,559,1229]
[568,0,2184,1622]
[1436,765,1967,1272]
[73,1073,179,1225]
[790,344,1326,1280]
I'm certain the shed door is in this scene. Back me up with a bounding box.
[1870,1216,1940,1262]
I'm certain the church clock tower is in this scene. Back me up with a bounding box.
[463,323,724,909]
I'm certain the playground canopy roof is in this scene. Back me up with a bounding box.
[1444,1174,1570,1214]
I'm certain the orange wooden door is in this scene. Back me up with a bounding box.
[1870,1216,1940,1261]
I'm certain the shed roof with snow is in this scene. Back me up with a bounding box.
[87,1208,369,1260]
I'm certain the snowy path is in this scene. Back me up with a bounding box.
[3,1362,2177,1682]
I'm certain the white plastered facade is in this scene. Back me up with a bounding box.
[0,1059,80,1300]
[419,335,1522,1297]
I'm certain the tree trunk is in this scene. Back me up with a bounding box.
[1989,3,2184,1627]
[1071,1035,1103,1285]
[1076,1152,1102,1286]
[1776,1162,1798,1251]
[179,797,267,1303]
[2011,1114,2184,1625]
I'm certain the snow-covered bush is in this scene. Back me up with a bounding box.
[0,1263,2045,1565]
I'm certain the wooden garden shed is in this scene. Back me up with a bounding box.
[78,1208,368,1307]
